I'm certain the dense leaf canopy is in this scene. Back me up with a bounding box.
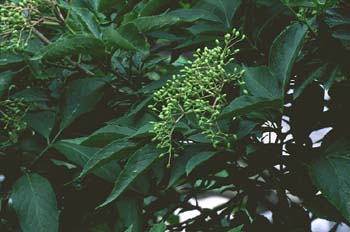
[0,0,349,231]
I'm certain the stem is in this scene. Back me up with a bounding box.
[32,27,50,44]
[281,0,318,36]
[31,27,95,76]
[30,128,63,166]
[41,21,61,26]
[166,113,185,167]
[53,3,65,23]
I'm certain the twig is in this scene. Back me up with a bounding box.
[30,128,63,166]
[32,27,50,44]
[280,0,318,37]
[31,27,95,76]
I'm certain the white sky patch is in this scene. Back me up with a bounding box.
[177,196,230,222]
[309,127,333,147]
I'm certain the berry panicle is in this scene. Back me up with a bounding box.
[149,29,248,166]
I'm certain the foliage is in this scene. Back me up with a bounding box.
[0,0,349,231]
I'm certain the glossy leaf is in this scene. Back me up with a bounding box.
[269,23,308,90]
[35,34,105,60]
[81,125,136,147]
[139,0,172,16]
[10,174,59,232]
[116,197,143,232]
[309,136,350,221]
[104,23,149,52]
[75,139,136,180]
[237,120,259,139]
[25,111,56,140]
[185,151,216,175]
[98,144,160,208]
[0,53,25,67]
[194,0,242,27]
[59,78,108,130]
[124,225,134,232]
[221,96,282,119]
[150,223,166,232]
[11,87,50,102]
[293,64,329,99]
[54,141,121,182]
[130,15,180,32]
[227,225,244,232]
[167,8,222,23]
[67,6,101,37]
[167,146,203,188]
[243,66,281,99]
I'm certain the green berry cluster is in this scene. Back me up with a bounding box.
[149,29,247,159]
[295,0,338,19]
[0,98,28,148]
[0,0,43,51]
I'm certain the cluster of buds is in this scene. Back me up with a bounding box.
[295,0,338,19]
[0,0,48,50]
[149,29,247,160]
[0,98,28,148]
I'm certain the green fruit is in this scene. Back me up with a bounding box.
[149,30,247,158]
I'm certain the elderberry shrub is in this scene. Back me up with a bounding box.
[149,29,247,164]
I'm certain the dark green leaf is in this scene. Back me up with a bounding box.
[221,96,282,119]
[35,34,104,60]
[129,123,153,138]
[0,53,25,67]
[243,66,281,99]
[227,225,244,232]
[167,9,222,23]
[150,222,166,232]
[10,174,59,232]
[54,141,121,182]
[237,120,259,139]
[139,0,172,16]
[269,23,308,90]
[76,139,136,180]
[194,0,242,28]
[294,64,329,99]
[66,7,101,37]
[308,136,350,221]
[25,111,56,140]
[130,15,180,32]
[187,22,226,35]
[124,225,134,232]
[11,88,50,102]
[98,144,160,208]
[186,151,216,175]
[167,146,201,188]
[59,78,108,130]
[128,95,153,116]
[81,125,136,147]
[285,1,315,7]
[104,23,148,52]
[116,197,143,232]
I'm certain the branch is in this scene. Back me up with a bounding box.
[31,27,95,76]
